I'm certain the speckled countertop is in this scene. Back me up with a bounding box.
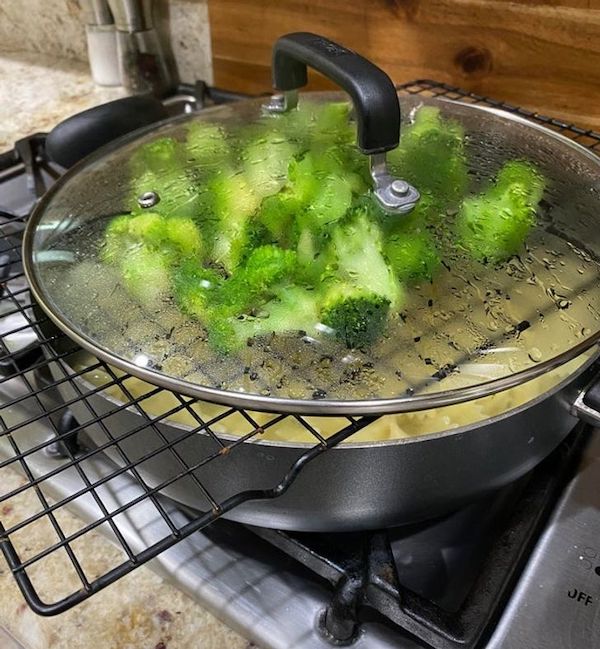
[0,50,252,649]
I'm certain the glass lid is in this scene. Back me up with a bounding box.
[23,37,600,415]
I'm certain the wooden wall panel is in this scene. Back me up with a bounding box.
[208,0,600,129]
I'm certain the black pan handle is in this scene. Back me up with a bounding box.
[582,377,600,411]
[272,32,400,155]
[46,94,169,169]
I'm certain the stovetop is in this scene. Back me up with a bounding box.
[1,80,600,649]
[1,377,599,649]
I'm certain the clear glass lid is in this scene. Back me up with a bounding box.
[24,93,600,414]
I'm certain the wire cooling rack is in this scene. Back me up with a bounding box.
[0,80,599,617]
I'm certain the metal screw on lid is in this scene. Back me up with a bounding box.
[137,191,160,208]
[369,153,420,215]
[390,180,410,197]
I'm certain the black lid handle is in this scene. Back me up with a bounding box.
[267,33,419,215]
[272,32,399,155]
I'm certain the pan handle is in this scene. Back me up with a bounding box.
[265,32,419,215]
[572,374,600,426]
[46,94,169,168]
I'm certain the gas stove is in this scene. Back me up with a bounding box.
[0,80,599,649]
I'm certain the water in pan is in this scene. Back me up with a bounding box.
[29,95,600,404]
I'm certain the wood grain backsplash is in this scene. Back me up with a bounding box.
[208,0,600,129]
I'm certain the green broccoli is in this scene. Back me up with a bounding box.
[301,207,404,348]
[101,211,202,266]
[216,245,297,315]
[327,207,403,309]
[130,137,180,175]
[276,100,355,149]
[385,228,440,284]
[109,101,548,357]
[226,286,321,352]
[320,284,391,348]
[388,105,468,208]
[120,246,171,306]
[208,170,261,272]
[455,160,545,263]
[102,212,203,307]
[257,148,356,245]
[241,129,299,200]
[185,121,231,168]
[172,258,224,317]
[172,246,297,352]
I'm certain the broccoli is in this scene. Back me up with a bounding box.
[327,207,403,308]
[185,121,231,168]
[227,286,321,351]
[276,100,355,149]
[102,212,203,307]
[257,148,357,246]
[320,284,391,348]
[108,101,547,356]
[385,227,440,284]
[208,169,261,272]
[216,245,297,315]
[388,105,468,208]
[130,137,180,175]
[241,129,299,200]
[455,160,545,263]
[120,246,171,306]
[101,211,202,266]
[358,187,441,284]
[172,258,223,317]
[172,246,298,352]
[303,207,404,348]
[201,286,320,355]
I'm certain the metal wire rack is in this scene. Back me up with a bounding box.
[0,80,598,618]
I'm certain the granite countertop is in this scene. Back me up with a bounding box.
[0,50,252,649]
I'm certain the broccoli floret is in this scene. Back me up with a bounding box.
[303,172,353,230]
[227,286,321,351]
[200,286,321,355]
[320,284,390,348]
[120,246,171,306]
[216,245,297,315]
[276,100,354,149]
[130,137,180,175]
[455,160,545,263]
[185,121,231,168]
[101,212,202,266]
[257,149,354,245]
[258,190,302,244]
[172,247,297,352]
[209,170,261,272]
[102,212,203,307]
[385,228,440,284]
[242,129,299,200]
[328,208,403,308]
[388,106,468,207]
[172,258,223,316]
[310,101,355,146]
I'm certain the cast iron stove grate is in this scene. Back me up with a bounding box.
[0,80,598,647]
